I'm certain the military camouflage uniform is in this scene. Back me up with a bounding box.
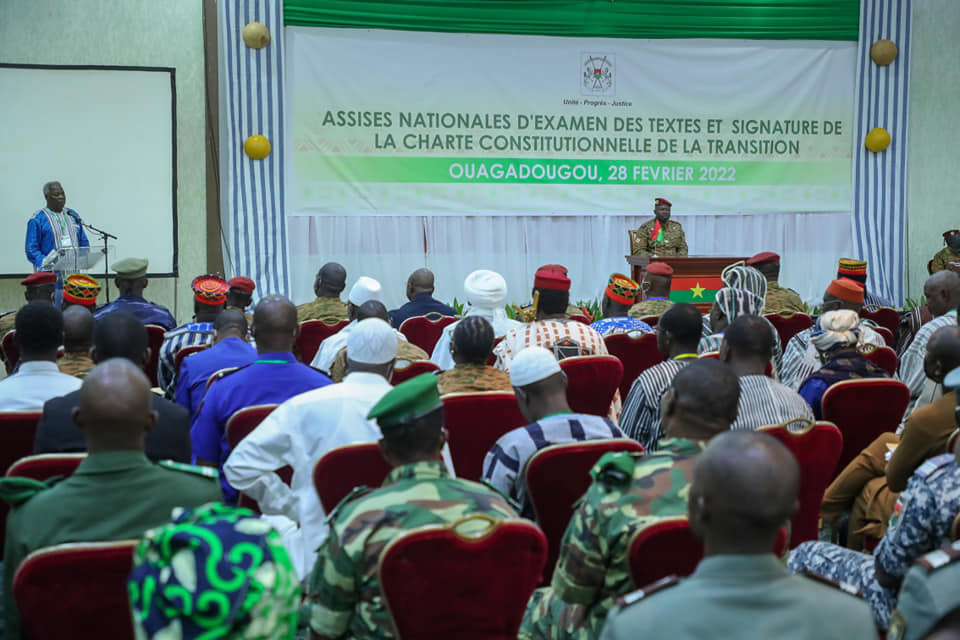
[930,246,960,274]
[57,351,96,379]
[629,219,688,257]
[788,453,960,630]
[627,298,673,319]
[297,296,349,324]
[764,281,805,314]
[520,438,704,640]
[328,340,429,383]
[307,460,516,639]
[0,311,15,337]
[436,363,512,395]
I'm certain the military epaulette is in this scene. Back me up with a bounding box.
[210,365,246,383]
[324,485,374,524]
[0,476,64,507]
[615,575,679,608]
[158,460,219,480]
[915,453,954,480]
[801,569,862,597]
[590,451,639,486]
[916,540,960,572]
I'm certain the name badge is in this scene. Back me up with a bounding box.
[60,234,74,248]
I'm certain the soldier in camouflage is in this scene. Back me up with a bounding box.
[628,262,674,319]
[629,198,688,257]
[436,316,511,395]
[519,359,739,640]
[788,451,960,630]
[746,252,805,314]
[307,374,516,639]
[57,306,96,379]
[931,230,960,274]
[297,262,350,323]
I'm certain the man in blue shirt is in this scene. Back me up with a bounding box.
[94,257,176,330]
[590,273,653,337]
[175,309,257,421]
[389,268,457,328]
[191,295,332,502]
[24,181,90,304]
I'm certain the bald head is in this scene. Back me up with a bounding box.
[63,305,95,352]
[662,359,740,440]
[252,295,298,353]
[925,271,960,317]
[214,309,248,342]
[925,326,960,384]
[316,262,347,298]
[357,300,390,323]
[720,315,773,376]
[407,268,435,299]
[689,431,799,554]
[73,359,157,452]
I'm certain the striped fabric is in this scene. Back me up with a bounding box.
[618,358,694,451]
[781,323,887,390]
[219,0,290,299]
[852,0,912,305]
[158,322,215,397]
[730,375,814,431]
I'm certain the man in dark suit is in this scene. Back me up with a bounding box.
[388,268,456,328]
[34,311,191,462]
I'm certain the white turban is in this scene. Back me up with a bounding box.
[509,346,561,387]
[811,309,862,353]
[464,270,508,308]
[348,276,383,306]
[346,318,397,364]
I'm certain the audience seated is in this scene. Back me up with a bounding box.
[0,272,56,339]
[890,540,960,640]
[388,267,457,328]
[628,262,674,319]
[1,359,221,638]
[35,311,192,463]
[310,276,384,373]
[519,359,739,640]
[589,273,652,337]
[0,302,81,410]
[747,251,806,314]
[598,431,875,639]
[223,275,256,324]
[93,257,176,330]
[797,309,890,418]
[305,373,516,640]
[436,316,511,395]
[327,300,427,382]
[482,346,624,519]
[56,305,96,379]
[297,261,349,323]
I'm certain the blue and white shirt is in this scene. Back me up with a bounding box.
[158,322,215,397]
[589,316,653,337]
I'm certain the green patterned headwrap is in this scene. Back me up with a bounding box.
[128,503,300,639]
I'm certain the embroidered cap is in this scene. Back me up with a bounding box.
[191,275,229,306]
[62,273,101,306]
[837,258,868,284]
[606,273,640,305]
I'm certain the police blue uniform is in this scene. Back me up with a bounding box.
[189,353,333,502]
[788,453,960,629]
[158,321,216,398]
[95,294,177,330]
[174,336,257,421]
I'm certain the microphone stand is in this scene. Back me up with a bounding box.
[68,212,118,303]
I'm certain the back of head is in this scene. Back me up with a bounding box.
[369,374,445,465]
[533,264,571,316]
[347,276,384,309]
[407,268,435,296]
[452,316,495,365]
[928,326,960,382]
[925,270,960,316]
[93,312,148,363]
[537,288,569,315]
[721,264,767,310]
[811,309,861,355]
[822,278,865,312]
[214,309,248,337]
[356,300,390,322]
[464,269,508,310]
[74,359,155,451]
[63,305,95,352]
[318,262,347,295]
[722,314,773,362]
[509,346,566,421]
[252,295,298,352]
[346,317,397,376]
[666,359,740,433]
[15,301,63,358]
[658,303,703,347]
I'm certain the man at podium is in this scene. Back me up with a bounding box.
[629,197,688,257]
[24,181,90,270]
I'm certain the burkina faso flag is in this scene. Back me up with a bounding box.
[669,276,724,304]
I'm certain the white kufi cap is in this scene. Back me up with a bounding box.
[347,318,397,364]
[464,270,508,309]
[509,346,562,387]
[348,276,383,306]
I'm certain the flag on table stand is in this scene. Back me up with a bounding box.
[650,220,664,242]
[670,276,724,304]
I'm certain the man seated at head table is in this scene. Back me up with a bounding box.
[629,197,687,257]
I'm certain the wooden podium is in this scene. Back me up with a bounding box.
[626,255,746,313]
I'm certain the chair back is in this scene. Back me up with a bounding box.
[604,332,666,399]
[568,314,591,325]
[873,326,896,348]
[205,366,242,392]
[442,392,527,481]
[391,360,441,385]
[487,337,503,367]
[640,316,660,328]
[759,420,844,547]
[558,355,622,417]
[628,517,704,588]
[144,325,166,387]
[860,306,901,337]
[297,319,349,364]
[174,344,207,378]
[821,379,910,478]
[6,453,86,481]
[225,404,284,513]
[399,313,459,354]
[524,440,644,581]
[313,443,392,513]
[379,515,547,640]
[14,540,137,640]
[0,411,44,553]
[763,313,814,351]
[2,330,19,374]
[858,344,898,376]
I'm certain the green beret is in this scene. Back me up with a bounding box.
[368,373,441,429]
[112,257,149,279]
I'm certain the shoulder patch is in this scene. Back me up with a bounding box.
[158,460,219,480]
[915,453,954,480]
[801,569,862,597]
[324,485,374,523]
[916,540,960,572]
[0,476,64,507]
[590,451,639,486]
[615,575,679,608]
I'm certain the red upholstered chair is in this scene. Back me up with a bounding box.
[14,540,137,640]
[640,316,660,328]
[568,314,592,325]
[205,366,243,392]
[174,344,208,378]
[860,306,901,338]
[764,313,814,351]
[379,515,547,640]
[558,355,622,417]
[604,332,667,399]
[873,326,896,348]
[442,392,527,481]
[2,330,19,374]
[297,319,349,364]
[391,360,441,385]
[144,325,166,387]
[858,344,898,376]
[399,313,459,354]
[928,259,936,275]
[225,404,285,513]
[6,453,86,481]
[524,439,644,581]
[821,379,910,478]
[759,419,844,547]
[0,411,44,552]
[313,443,392,513]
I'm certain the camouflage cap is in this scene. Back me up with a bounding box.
[367,373,441,429]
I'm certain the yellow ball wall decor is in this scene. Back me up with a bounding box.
[244,135,271,160]
[870,39,898,66]
[864,128,891,152]
[242,22,271,49]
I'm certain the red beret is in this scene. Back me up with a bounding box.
[228,276,256,294]
[20,272,57,287]
[645,262,674,276]
[655,198,672,207]
[944,230,959,241]
[826,279,865,304]
[534,264,571,291]
[746,252,780,267]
